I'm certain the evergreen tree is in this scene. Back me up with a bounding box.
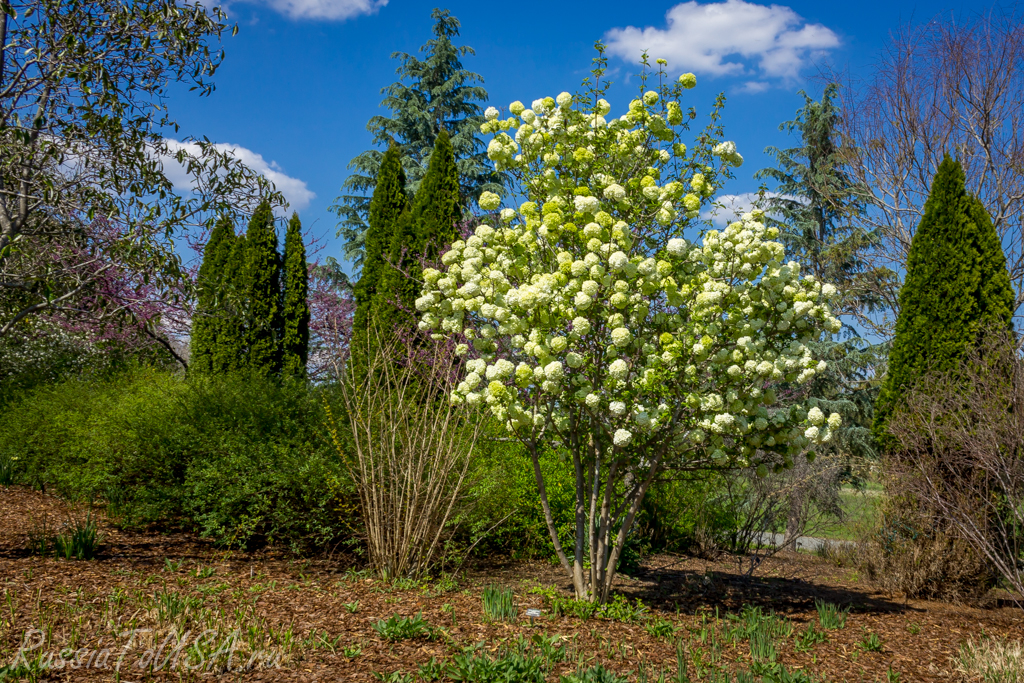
[190,216,234,374]
[756,85,889,463]
[242,201,283,376]
[873,155,1015,444]
[375,130,461,333]
[211,232,247,373]
[281,212,310,378]
[332,8,500,268]
[350,147,409,369]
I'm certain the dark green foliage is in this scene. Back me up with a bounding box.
[350,147,409,372]
[873,156,1015,445]
[209,232,248,373]
[281,213,310,378]
[28,513,103,560]
[333,9,500,267]
[372,613,435,641]
[242,201,283,376]
[191,216,236,374]
[375,131,462,332]
[0,368,354,552]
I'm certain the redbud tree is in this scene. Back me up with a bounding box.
[417,52,842,603]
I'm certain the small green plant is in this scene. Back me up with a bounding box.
[814,600,849,630]
[417,657,445,681]
[886,667,901,682]
[28,514,103,560]
[372,613,435,641]
[859,629,883,652]
[194,566,215,578]
[794,621,828,652]
[561,662,628,683]
[907,622,921,635]
[482,584,518,622]
[344,600,360,613]
[645,617,678,639]
[342,644,362,658]
[164,558,184,572]
[372,671,413,683]
[597,594,648,623]
[428,574,459,596]
[448,648,549,683]
[0,454,16,486]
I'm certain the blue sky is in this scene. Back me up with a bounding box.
[165,0,977,272]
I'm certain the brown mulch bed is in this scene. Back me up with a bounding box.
[0,485,1020,682]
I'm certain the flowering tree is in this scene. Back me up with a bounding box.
[417,56,843,603]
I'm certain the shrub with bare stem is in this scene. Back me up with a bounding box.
[327,328,482,579]
[885,330,1024,600]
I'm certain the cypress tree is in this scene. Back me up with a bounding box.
[242,201,283,376]
[281,212,310,378]
[190,216,234,374]
[375,130,461,333]
[873,155,1015,445]
[211,232,247,373]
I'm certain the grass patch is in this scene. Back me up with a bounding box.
[955,636,1024,682]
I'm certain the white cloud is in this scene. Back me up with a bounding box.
[161,139,315,214]
[702,192,762,226]
[605,0,839,90]
[235,0,385,20]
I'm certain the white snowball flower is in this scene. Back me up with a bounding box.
[609,251,628,271]
[609,401,626,416]
[678,73,697,89]
[500,208,516,222]
[595,99,611,116]
[804,425,820,440]
[572,317,591,335]
[608,359,629,380]
[478,191,501,211]
[485,106,500,121]
[613,429,632,446]
[585,393,600,408]
[827,412,842,429]
[566,352,584,368]
[603,184,626,201]
[556,91,573,108]
[545,361,564,381]
[807,407,825,426]
[667,238,687,257]
[611,327,632,348]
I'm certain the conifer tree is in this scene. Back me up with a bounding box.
[873,155,1015,444]
[211,232,247,373]
[242,201,283,376]
[756,85,890,463]
[375,130,461,333]
[190,216,234,374]
[281,212,310,378]
[350,147,409,369]
[333,9,500,268]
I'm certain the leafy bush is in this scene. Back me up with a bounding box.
[27,514,103,560]
[0,368,355,552]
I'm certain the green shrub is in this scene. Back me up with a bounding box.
[0,368,355,552]
[27,514,103,560]
[372,613,435,641]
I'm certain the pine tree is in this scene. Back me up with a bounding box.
[281,212,310,378]
[242,201,283,376]
[375,130,461,333]
[190,216,234,374]
[332,9,500,268]
[756,85,889,463]
[873,155,1015,444]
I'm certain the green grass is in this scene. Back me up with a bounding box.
[482,584,518,622]
[814,486,881,542]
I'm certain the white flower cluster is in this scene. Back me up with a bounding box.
[418,88,842,469]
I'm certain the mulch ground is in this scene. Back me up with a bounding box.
[0,485,1020,682]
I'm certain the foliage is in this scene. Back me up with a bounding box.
[481,584,518,622]
[372,613,435,642]
[191,216,240,374]
[27,514,103,560]
[333,9,499,267]
[0,0,278,339]
[418,53,842,602]
[794,622,828,652]
[561,663,628,683]
[242,201,284,376]
[378,130,462,334]
[282,213,310,378]
[351,147,409,374]
[0,368,352,552]
[873,155,1015,446]
[814,600,849,630]
[955,636,1024,683]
